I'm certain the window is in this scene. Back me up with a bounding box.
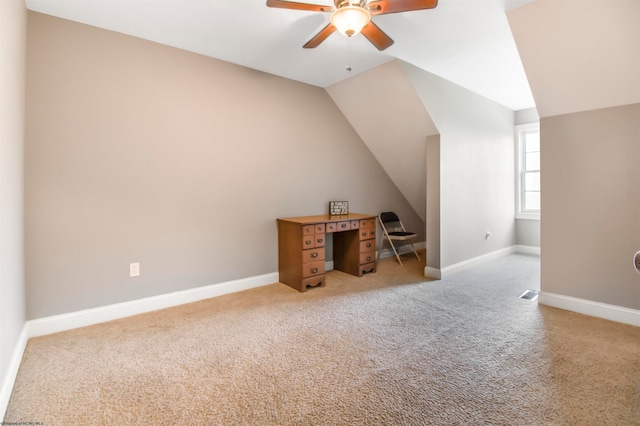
[516,123,540,220]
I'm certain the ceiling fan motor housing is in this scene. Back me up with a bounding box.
[334,0,368,9]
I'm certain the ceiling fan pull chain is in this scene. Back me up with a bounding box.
[346,37,352,73]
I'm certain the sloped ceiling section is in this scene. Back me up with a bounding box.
[326,60,438,221]
[508,0,640,118]
[25,0,536,111]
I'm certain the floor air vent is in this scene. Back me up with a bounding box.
[519,290,539,301]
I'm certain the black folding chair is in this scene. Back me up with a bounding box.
[378,211,420,265]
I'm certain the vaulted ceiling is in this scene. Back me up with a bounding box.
[24,1,638,224]
[25,0,536,111]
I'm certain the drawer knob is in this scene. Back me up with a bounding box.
[366,256,371,261]
[311,253,318,258]
[341,224,347,228]
[311,268,318,274]
[305,240,312,245]
[366,243,371,248]
[317,238,323,243]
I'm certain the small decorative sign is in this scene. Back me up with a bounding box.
[329,201,349,215]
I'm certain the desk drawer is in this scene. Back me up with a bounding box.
[302,248,325,264]
[302,260,325,278]
[336,221,351,232]
[302,234,325,248]
[360,219,376,229]
[359,228,375,240]
[302,234,314,248]
[360,252,375,264]
[359,219,376,240]
[360,240,375,253]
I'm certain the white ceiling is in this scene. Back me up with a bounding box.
[25,0,536,111]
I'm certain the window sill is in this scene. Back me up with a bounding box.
[516,213,540,221]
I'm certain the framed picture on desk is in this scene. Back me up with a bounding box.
[329,201,349,216]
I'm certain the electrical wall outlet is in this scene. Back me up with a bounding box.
[129,262,140,277]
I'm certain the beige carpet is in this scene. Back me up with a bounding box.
[5,253,640,425]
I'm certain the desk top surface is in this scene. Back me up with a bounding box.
[277,213,375,225]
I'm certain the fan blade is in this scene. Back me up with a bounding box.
[303,24,337,48]
[266,0,333,12]
[360,21,394,51]
[368,0,438,15]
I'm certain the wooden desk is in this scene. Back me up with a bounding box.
[277,213,377,292]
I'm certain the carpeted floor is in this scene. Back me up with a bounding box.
[5,253,640,425]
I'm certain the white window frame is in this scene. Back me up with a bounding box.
[515,123,540,220]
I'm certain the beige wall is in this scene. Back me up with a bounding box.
[0,0,26,405]
[509,0,640,311]
[326,60,439,223]
[25,12,421,319]
[402,63,516,269]
[327,58,517,273]
[541,104,640,310]
[515,220,539,248]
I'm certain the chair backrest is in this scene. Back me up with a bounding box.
[379,211,407,233]
[379,211,400,224]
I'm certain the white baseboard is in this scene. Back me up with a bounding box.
[27,272,279,338]
[0,325,29,421]
[539,292,640,327]
[424,266,442,280]
[1,272,278,418]
[24,241,432,337]
[441,246,516,278]
[0,243,540,417]
[378,241,426,260]
[424,244,540,280]
[515,245,541,256]
[1,244,434,412]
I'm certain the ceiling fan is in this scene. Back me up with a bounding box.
[266,0,438,51]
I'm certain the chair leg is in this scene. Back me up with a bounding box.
[388,239,403,265]
[409,242,421,261]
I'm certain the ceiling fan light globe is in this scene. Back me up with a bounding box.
[330,6,371,37]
